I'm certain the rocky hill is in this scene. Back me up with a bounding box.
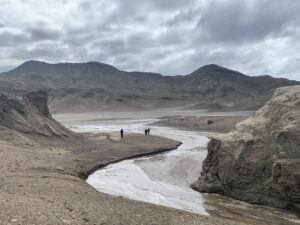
[0,90,74,136]
[0,61,298,113]
[192,85,300,212]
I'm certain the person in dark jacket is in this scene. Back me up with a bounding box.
[120,129,124,138]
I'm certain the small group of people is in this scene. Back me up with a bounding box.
[144,128,150,135]
[119,128,151,138]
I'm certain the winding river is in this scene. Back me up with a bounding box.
[59,113,300,225]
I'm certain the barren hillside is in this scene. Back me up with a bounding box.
[0,61,298,113]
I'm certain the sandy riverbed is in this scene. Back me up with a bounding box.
[0,110,249,225]
[75,116,300,225]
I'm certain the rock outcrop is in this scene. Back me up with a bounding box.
[0,90,74,137]
[24,90,50,116]
[193,85,300,212]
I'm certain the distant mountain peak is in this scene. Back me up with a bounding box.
[199,64,223,70]
[19,60,117,68]
[190,64,243,76]
[20,60,48,67]
[24,60,46,64]
[9,60,50,74]
[9,60,119,75]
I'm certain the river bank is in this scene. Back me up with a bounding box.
[0,112,247,225]
[72,115,300,225]
[1,107,298,225]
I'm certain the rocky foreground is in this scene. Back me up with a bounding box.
[0,90,246,225]
[193,85,300,212]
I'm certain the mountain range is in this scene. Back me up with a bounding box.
[0,60,298,113]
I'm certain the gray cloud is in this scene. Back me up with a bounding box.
[0,0,299,80]
[149,0,196,10]
[11,45,67,61]
[28,27,62,41]
[197,0,300,44]
[0,29,30,46]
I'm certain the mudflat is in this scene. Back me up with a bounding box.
[0,126,246,225]
[152,115,251,133]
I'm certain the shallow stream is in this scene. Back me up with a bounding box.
[64,116,300,225]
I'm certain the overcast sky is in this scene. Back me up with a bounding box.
[0,0,299,80]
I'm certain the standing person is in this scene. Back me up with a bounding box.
[144,129,147,135]
[120,129,124,138]
[147,128,150,135]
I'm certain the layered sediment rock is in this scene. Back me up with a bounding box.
[193,85,300,212]
[24,90,50,116]
[0,90,74,137]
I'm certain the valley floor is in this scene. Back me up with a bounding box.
[151,115,250,133]
[0,119,246,225]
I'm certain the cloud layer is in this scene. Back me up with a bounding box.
[0,0,299,80]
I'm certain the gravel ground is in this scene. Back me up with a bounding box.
[0,127,247,225]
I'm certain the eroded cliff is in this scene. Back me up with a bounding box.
[0,90,73,137]
[193,85,300,212]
